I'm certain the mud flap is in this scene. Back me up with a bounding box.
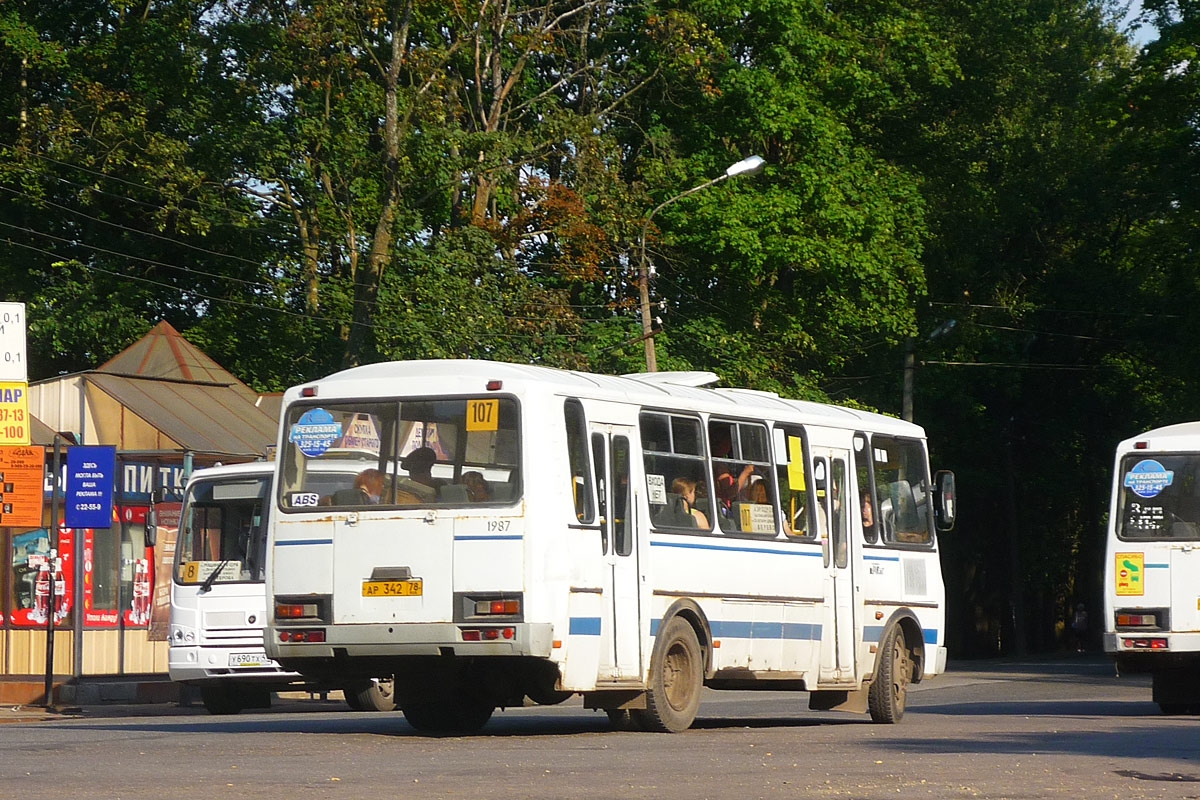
[809,687,869,713]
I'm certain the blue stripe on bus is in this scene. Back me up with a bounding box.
[570,617,602,636]
[276,539,333,547]
[649,540,822,558]
[454,535,524,541]
[649,618,822,640]
[864,555,900,562]
[863,625,938,644]
[1145,563,1169,569]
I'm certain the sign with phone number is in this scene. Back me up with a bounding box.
[66,446,116,529]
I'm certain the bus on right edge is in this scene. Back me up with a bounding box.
[1105,422,1200,714]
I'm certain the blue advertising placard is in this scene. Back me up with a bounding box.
[66,446,116,528]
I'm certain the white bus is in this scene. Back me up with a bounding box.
[265,360,956,732]
[1104,422,1200,714]
[167,462,394,713]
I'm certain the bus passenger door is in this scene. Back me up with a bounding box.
[813,447,856,684]
[591,426,642,681]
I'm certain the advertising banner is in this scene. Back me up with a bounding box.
[9,527,75,627]
[66,446,116,529]
[0,445,44,526]
[148,502,181,641]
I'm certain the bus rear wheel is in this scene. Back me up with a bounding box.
[868,625,911,723]
[632,616,704,733]
[401,695,494,733]
[344,678,396,712]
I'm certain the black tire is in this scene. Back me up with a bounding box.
[605,708,637,731]
[631,616,704,733]
[402,696,494,733]
[345,678,396,712]
[201,685,243,716]
[868,625,911,723]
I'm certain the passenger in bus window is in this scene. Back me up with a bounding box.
[711,425,753,520]
[396,447,438,503]
[330,468,385,506]
[462,471,491,503]
[743,476,768,504]
[671,477,710,529]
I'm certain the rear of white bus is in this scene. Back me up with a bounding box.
[265,378,558,731]
[1104,431,1200,714]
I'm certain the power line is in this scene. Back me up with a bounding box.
[919,360,1120,371]
[0,183,275,277]
[0,237,604,343]
[928,300,1181,319]
[0,219,277,292]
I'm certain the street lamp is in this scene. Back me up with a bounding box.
[637,155,766,372]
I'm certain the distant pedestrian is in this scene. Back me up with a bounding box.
[1071,602,1089,652]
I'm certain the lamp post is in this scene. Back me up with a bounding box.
[901,318,957,422]
[637,155,766,372]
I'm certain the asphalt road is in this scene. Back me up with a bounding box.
[2,656,1197,800]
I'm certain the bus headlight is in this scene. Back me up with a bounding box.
[170,624,197,644]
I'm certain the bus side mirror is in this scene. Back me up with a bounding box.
[933,470,956,532]
[145,508,158,548]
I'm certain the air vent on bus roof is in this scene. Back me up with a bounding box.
[622,371,720,388]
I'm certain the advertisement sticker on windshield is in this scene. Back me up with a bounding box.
[1124,459,1174,498]
[289,408,342,457]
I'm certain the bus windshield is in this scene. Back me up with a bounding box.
[1117,453,1200,540]
[278,397,520,511]
[175,475,270,585]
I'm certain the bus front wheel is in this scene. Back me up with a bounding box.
[201,685,269,715]
[632,616,704,733]
[868,625,911,724]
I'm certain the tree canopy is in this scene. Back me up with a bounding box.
[2,0,1194,654]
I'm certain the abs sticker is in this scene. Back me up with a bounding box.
[290,492,320,508]
[289,408,342,457]
[1124,459,1174,498]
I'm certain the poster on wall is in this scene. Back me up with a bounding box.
[0,445,44,527]
[115,505,154,628]
[9,527,75,626]
[82,528,119,627]
[148,502,181,641]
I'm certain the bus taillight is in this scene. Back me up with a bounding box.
[279,629,326,643]
[276,602,319,619]
[460,627,516,641]
[476,599,520,615]
[1122,637,1168,650]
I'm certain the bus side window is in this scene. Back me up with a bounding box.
[592,432,608,553]
[853,433,878,544]
[564,399,594,523]
[872,435,933,546]
[612,436,632,556]
[774,425,815,539]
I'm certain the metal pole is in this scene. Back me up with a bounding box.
[637,230,658,373]
[634,156,764,373]
[43,436,61,708]
[902,337,915,422]
[637,176,726,373]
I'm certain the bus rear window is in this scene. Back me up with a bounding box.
[278,397,520,510]
[1117,453,1200,540]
